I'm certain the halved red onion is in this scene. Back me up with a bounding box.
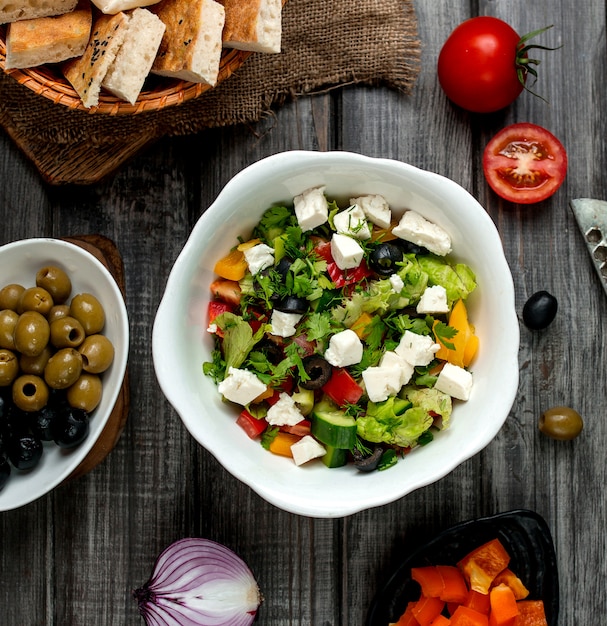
[134,538,262,626]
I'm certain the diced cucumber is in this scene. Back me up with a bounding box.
[322,444,348,468]
[311,404,357,449]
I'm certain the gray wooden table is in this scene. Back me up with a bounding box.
[1,1,605,624]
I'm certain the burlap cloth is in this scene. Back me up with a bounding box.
[0,0,420,185]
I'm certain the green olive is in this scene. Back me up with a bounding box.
[539,406,584,441]
[0,309,19,350]
[12,374,49,412]
[18,286,54,316]
[50,316,86,349]
[47,304,71,325]
[78,334,114,373]
[67,373,103,412]
[44,347,83,389]
[70,293,105,335]
[0,348,19,386]
[36,265,72,304]
[13,311,50,357]
[0,283,25,311]
[19,344,53,376]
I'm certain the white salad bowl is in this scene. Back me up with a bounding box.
[0,238,129,511]
[153,151,519,518]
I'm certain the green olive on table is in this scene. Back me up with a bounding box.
[44,347,83,389]
[13,311,50,357]
[0,283,25,311]
[67,373,102,412]
[0,309,19,349]
[50,316,86,349]
[70,293,105,335]
[36,266,72,304]
[0,349,19,386]
[539,406,584,440]
[12,374,50,412]
[18,286,54,316]
[78,334,114,373]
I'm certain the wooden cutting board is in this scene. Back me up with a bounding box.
[63,234,130,481]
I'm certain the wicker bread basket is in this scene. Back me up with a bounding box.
[0,1,284,116]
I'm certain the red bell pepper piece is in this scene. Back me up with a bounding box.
[314,241,372,288]
[208,300,234,324]
[281,419,312,437]
[236,410,268,439]
[322,368,363,406]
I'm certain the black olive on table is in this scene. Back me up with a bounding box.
[369,243,404,276]
[299,355,332,390]
[352,446,384,472]
[522,291,558,330]
[52,407,90,449]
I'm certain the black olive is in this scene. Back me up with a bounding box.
[7,433,43,470]
[299,355,333,390]
[52,407,90,449]
[352,446,384,472]
[393,239,429,256]
[0,460,10,491]
[522,290,558,330]
[29,405,59,441]
[256,338,284,365]
[369,243,404,275]
[274,296,309,315]
[275,256,293,278]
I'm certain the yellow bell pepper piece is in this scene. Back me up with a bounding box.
[213,248,248,281]
[434,299,479,367]
[350,312,374,339]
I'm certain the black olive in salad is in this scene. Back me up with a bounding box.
[368,242,405,276]
[299,355,333,390]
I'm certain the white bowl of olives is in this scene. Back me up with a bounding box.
[0,238,129,511]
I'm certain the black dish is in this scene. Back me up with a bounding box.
[366,509,559,626]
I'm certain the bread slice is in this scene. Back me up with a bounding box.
[0,0,78,25]
[90,0,162,15]
[220,0,281,53]
[4,0,92,69]
[151,0,225,86]
[63,11,130,108]
[102,8,165,104]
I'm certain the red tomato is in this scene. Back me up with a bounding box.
[438,17,526,113]
[482,123,567,204]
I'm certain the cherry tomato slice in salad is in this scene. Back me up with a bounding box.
[482,123,567,204]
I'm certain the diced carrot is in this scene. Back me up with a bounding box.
[491,569,529,600]
[412,595,446,626]
[390,601,418,626]
[268,432,300,457]
[488,584,519,626]
[213,248,248,281]
[437,565,468,604]
[350,312,374,339]
[450,605,489,626]
[512,600,548,626]
[457,538,511,594]
[412,566,445,598]
[430,615,452,626]
[464,589,491,615]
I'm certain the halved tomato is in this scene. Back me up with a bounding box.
[482,123,567,204]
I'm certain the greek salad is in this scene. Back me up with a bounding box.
[203,187,479,472]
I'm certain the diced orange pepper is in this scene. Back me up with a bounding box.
[268,432,300,457]
[457,538,510,595]
[430,616,452,626]
[434,299,478,367]
[488,584,518,626]
[390,601,418,626]
[213,248,249,281]
[210,278,242,306]
[437,565,468,604]
[412,595,446,626]
[350,312,374,340]
[412,566,445,598]
[236,238,262,251]
[491,569,529,600]
[463,590,491,615]
[512,600,547,626]
[450,605,489,626]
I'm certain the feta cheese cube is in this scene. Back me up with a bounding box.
[395,330,440,366]
[290,435,327,466]
[392,210,452,256]
[389,273,404,293]
[270,310,303,338]
[243,243,275,275]
[350,194,392,229]
[330,233,365,270]
[434,362,473,401]
[266,392,305,426]
[416,285,450,314]
[324,329,363,367]
[380,350,414,388]
[362,365,404,403]
[217,367,267,405]
[293,186,329,231]
[333,205,371,240]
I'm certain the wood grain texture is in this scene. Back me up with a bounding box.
[1,1,607,624]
